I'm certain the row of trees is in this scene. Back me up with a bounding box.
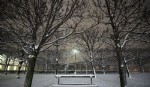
[76,0,150,87]
[0,48,149,74]
[0,0,150,87]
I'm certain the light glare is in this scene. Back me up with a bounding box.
[73,49,78,54]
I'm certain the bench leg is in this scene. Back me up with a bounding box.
[90,78,92,84]
[58,78,60,84]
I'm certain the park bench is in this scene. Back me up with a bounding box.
[53,74,98,87]
[55,74,95,84]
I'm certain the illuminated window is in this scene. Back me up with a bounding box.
[14,66,17,70]
[7,66,10,70]
[0,65,2,69]
[24,67,26,70]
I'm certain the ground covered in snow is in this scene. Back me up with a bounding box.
[0,73,150,87]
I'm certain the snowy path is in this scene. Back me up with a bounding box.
[0,73,150,87]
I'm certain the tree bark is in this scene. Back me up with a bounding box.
[17,59,24,78]
[125,62,130,77]
[115,45,126,87]
[45,61,48,74]
[137,58,144,73]
[24,54,37,87]
[4,57,10,75]
[124,58,130,77]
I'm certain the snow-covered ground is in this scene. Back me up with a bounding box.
[0,73,150,87]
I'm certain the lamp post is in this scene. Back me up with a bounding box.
[55,42,60,75]
[73,49,78,74]
[55,30,60,75]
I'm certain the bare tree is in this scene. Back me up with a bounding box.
[0,0,85,87]
[17,58,24,78]
[141,2,150,41]
[92,0,146,87]
[77,28,103,74]
[38,49,56,73]
[4,56,11,74]
[96,49,115,74]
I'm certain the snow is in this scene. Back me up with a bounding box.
[35,44,39,50]
[22,47,29,54]
[121,64,124,67]
[121,40,128,48]
[117,44,121,48]
[0,73,150,87]
[28,55,35,58]
[55,74,95,78]
[46,34,49,37]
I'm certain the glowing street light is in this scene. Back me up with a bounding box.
[72,49,79,74]
[73,49,78,54]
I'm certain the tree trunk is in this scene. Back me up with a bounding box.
[24,55,37,87]
[125,62,130,77]
[116,46,126,87]
[124,58,130,77]
[4,57,10,75]
[17,59,24,78]
[137,59,144,73]
[90,61,96,75]
[118,66,126,87]
[45,61,48,74]
[4,65,8,75]
[102,66,106,75]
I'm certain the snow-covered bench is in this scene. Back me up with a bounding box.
[52,84,98,87]
[55,74,95,85]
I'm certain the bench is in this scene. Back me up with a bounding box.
[55,74,95,85]
[52,84,98,87]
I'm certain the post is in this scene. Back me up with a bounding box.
[74,53,77,74]
[55,43,59,75]
[86,65,87,74]
[73,49,78,74]
[55,31,60,75]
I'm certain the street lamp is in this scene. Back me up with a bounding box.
[72,49,78,74]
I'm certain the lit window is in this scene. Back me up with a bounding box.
[14,66,17,70]
[24,67,26,70]
[0,65,2,69]
[7,66,10,70]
